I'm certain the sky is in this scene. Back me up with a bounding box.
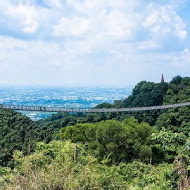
[0,0,190,87]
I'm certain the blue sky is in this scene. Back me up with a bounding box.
[0,0,189,87]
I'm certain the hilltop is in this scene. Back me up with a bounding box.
[0,75,189,189]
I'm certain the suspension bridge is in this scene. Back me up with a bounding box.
[0,102,190,113]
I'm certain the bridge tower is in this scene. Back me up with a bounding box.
[161,74,164,83]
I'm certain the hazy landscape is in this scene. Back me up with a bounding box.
[1,75,190,189]
[0,87,132,120]
[0,0,190,189]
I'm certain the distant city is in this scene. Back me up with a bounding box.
[0,87,132,120]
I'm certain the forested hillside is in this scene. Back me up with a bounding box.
[0,75,190,189]
[38,76,189,128]
[156,76,190,134]
[0,110,55,167]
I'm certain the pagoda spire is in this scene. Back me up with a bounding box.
[161,74,164,83]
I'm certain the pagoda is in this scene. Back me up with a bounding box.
[161,74,164,83]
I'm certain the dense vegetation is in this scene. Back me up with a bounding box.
[0,75,190,189]
[0,141,181,189]
[38,76,189,128]
[156,76,190,134]
[37,81,169,128]
[59,118,157,164]
[0,110,55,167]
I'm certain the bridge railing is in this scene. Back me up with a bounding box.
[0,102,190,113]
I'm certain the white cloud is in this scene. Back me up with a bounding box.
[53,17,89,37]
[66,0,106,14]
[0,0,57,36]
[53,2,136,39]
[0,0,189,86]
[137,40,160,50]
[46,0,62,8]
[51,0,142,56]
[174,15,187,39]
[0,34,189,86]
[104,10,133,38]
[6,3,39,33]
[143,4,187,39]
[171,49,190,67]
[183,48,189,53]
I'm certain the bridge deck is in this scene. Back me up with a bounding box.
[0,102,190,113]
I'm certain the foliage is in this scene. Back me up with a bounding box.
[59,118,157,164]
[0,75,190,189]
[113,81,168,125]
[39,80,169,128]
[151,128,190,188]
[0,141,179,190]
[0,109,55,167]
[151,128,188,163]
[156,76,190,134]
